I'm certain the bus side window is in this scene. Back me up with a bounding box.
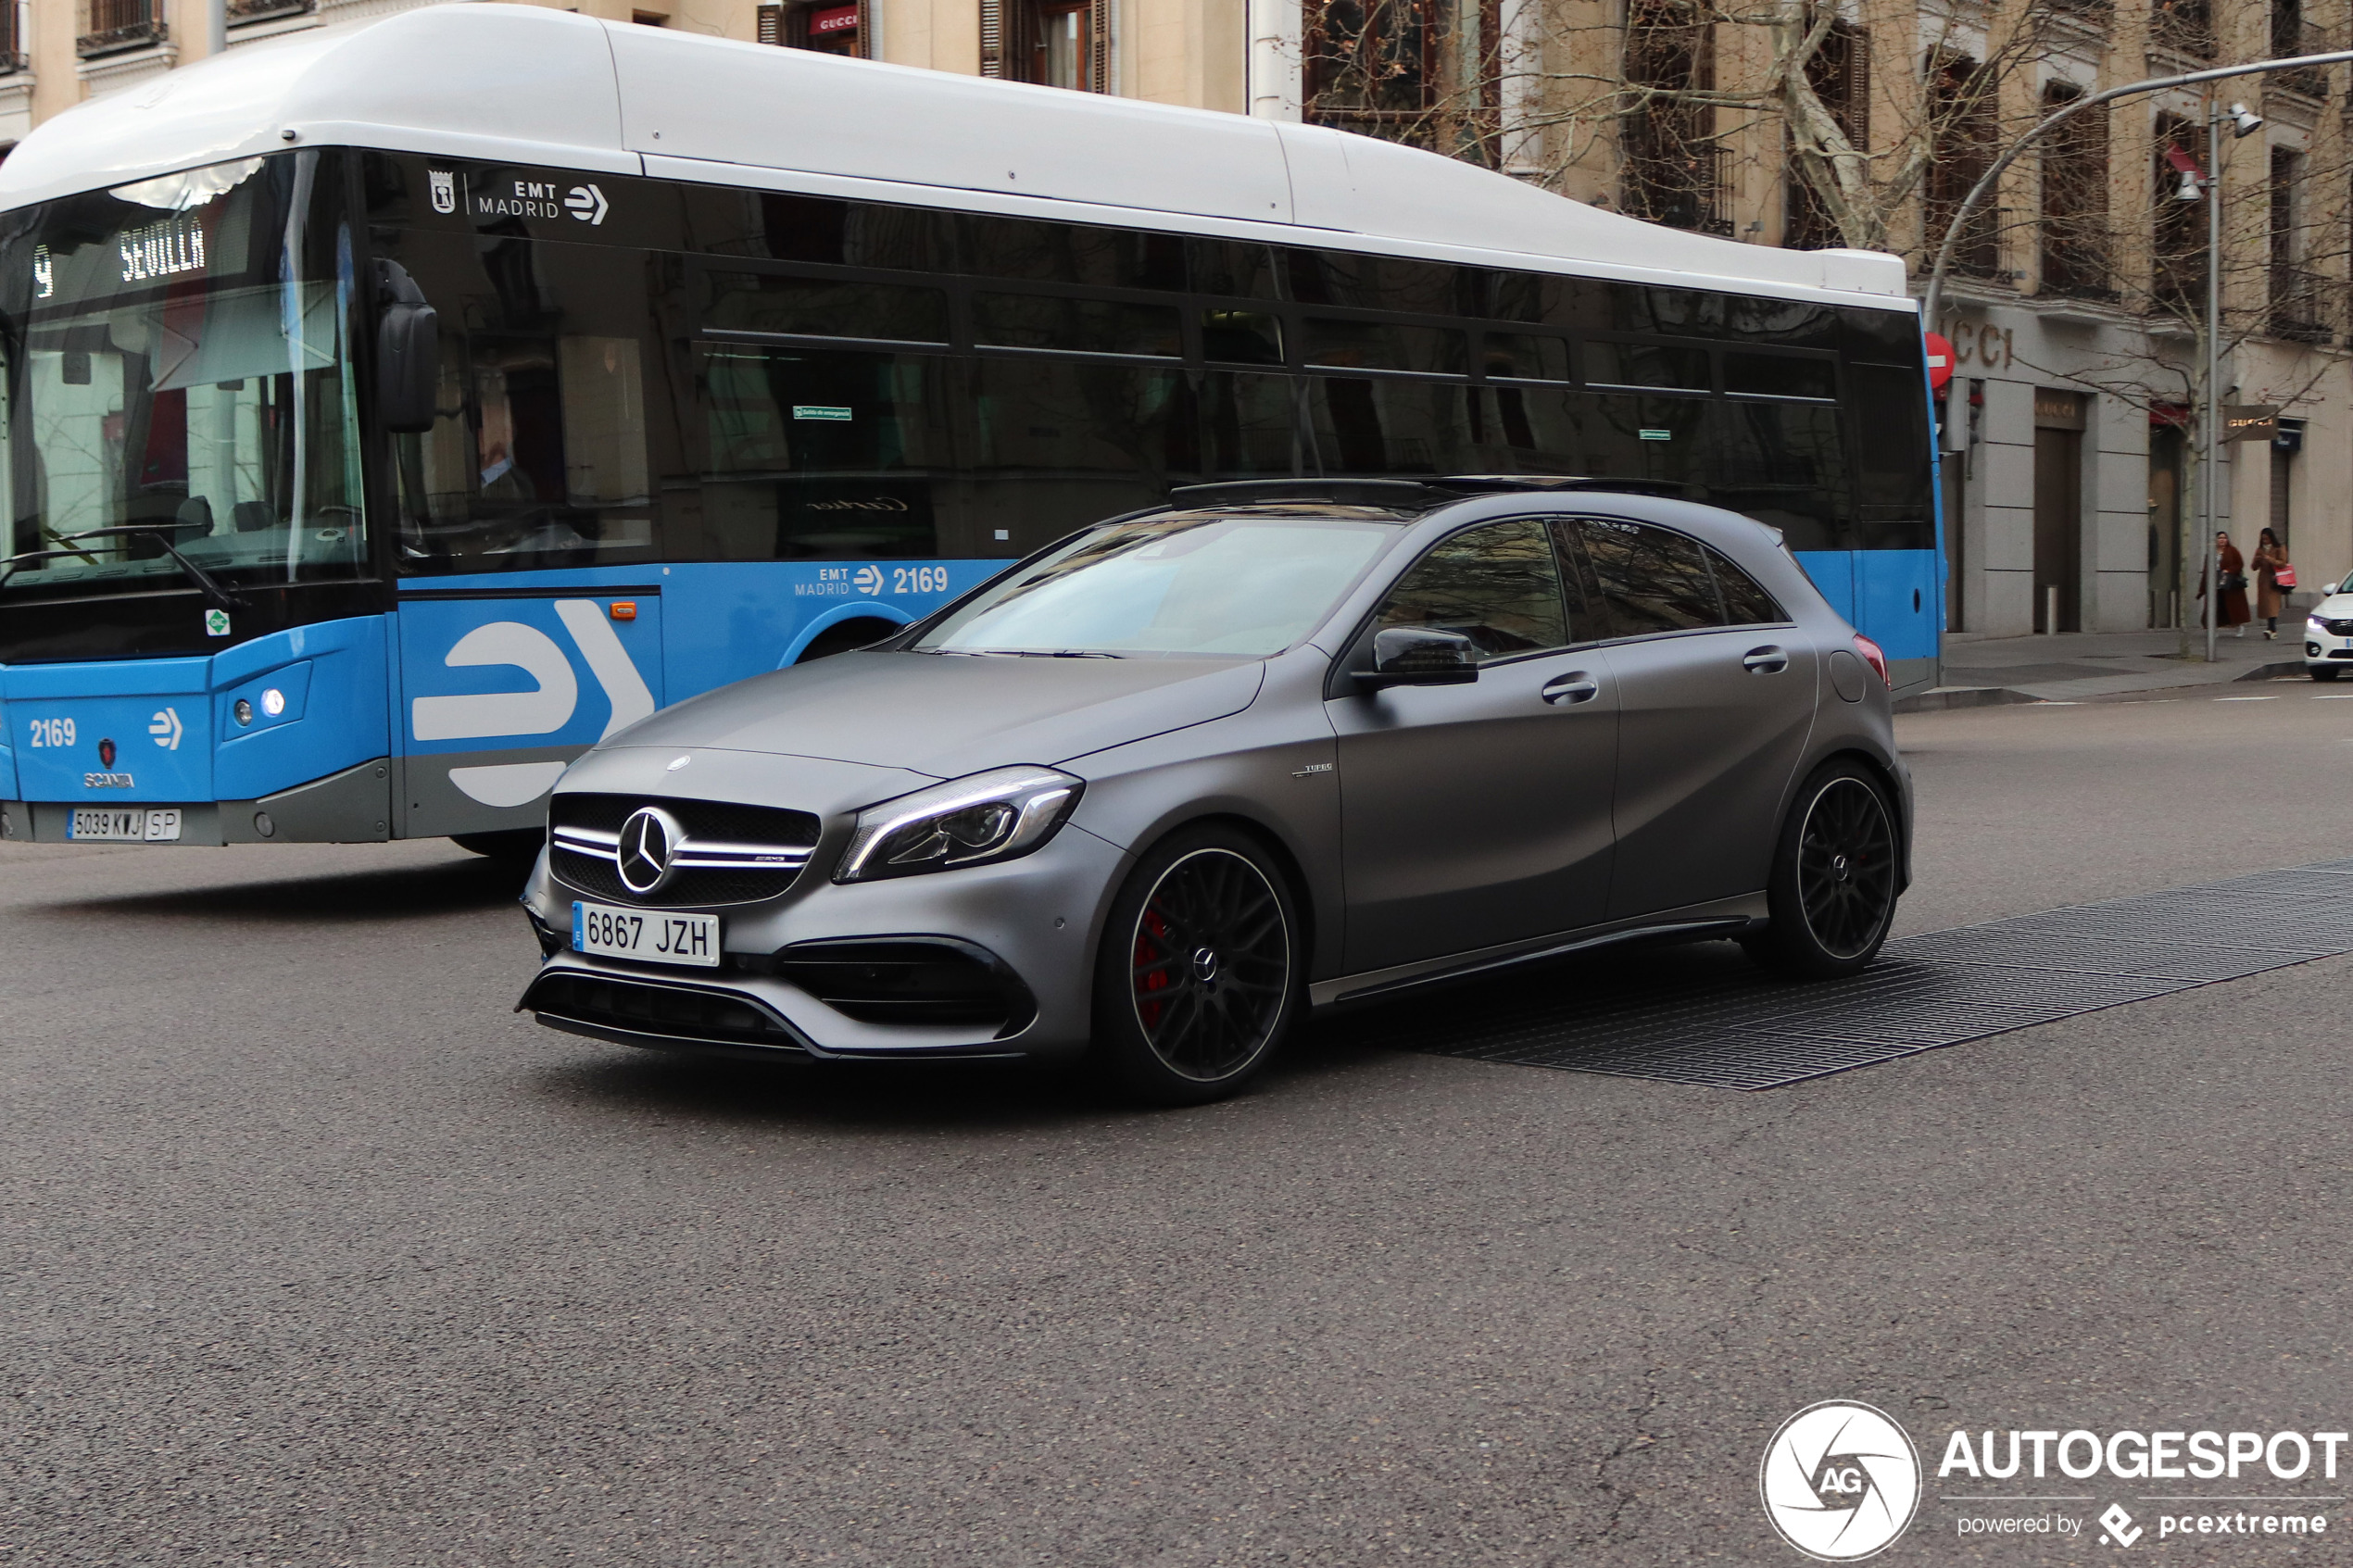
[1849,362,1933,549]
[559,337,650,508]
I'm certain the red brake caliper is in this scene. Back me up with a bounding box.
[1135,908,1171,1030]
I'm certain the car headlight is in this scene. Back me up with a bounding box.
[835,766,1083,883]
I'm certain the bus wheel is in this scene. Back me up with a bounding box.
[796,618,900,662]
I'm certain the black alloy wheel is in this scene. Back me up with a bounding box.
[1092,829,1300,1105]
[1743,761,1900,979]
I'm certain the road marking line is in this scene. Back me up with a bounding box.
[2216,696,2281,701]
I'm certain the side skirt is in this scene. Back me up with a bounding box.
[1307,893,1768,1009]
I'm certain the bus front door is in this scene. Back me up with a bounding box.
[393,591,664,840]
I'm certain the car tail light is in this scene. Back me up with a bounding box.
[1853,633,1892,688]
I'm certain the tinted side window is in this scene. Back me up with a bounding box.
[1709,547,1788,624]
[1850,362,1933,546]
[1373,519,1569,659]
[963,216,1186,291]
[1577,519,1722,636]
[972,293,1182,358]
[1587,340,1710,391]
[1723,352,1836,401]
[705,270,950,344]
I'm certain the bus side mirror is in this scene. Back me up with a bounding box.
[375,259,439,434]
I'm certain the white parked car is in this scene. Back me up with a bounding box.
[2307,583,2353,680]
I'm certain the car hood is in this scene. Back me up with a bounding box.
[610,651,1267,777]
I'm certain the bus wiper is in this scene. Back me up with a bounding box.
[62,524,248,612]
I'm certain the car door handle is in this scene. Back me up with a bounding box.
[1741,646,1790,674]
[1541,671,1600,705]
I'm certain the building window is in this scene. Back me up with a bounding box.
[1622,0,1727,234]
[2038,83,2112,299]
[760,0,870,56]
[2271,148,2332,342]
[2151,114,2208,308]
[979,0,1106,88]
[1784,19,1869,250]
[2152,0,2215,60]
[2272,0,2328,96]
[78,0,164,57]
[1302,0,1439,144]
[1924,55,2000,280]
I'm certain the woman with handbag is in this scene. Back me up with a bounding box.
[2197,531,2254,635]
[2252,527,2293,640]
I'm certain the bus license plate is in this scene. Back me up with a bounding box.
[572,900,720,968]
[69,808,182,842]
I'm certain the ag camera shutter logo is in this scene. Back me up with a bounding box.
[1760,1401,1921,1561]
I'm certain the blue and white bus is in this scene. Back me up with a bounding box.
[0,4,1937,852]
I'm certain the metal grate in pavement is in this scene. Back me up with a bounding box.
[1378,861,2353,1090]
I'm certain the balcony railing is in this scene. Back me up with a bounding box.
[2041,222,2117,302]
[0,0,24,71]
[2270,264,2338,343]
[78,0,166,57]
[1928,203,2017,285]
[226,0,314,22]
[1623,141,1734,237]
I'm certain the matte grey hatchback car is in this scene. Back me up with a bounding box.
[518,479,1911,1103]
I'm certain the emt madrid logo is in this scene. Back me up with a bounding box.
[1761,1401,1923,1561]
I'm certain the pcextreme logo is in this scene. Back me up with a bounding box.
[1761,1401,1923,1562]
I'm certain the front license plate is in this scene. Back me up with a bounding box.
[572,900,720,968]
[70,808,182,842]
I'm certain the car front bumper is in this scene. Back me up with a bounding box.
[518,814,1130,1063]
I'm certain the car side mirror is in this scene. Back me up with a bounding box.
[375,259,439,434]
[2323,582,2341,598]
[1364,626,1480,689]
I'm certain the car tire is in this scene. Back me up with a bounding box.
[2313,666,2341,683]
[1090,825,1303,1106]
[1740,759,1901,981]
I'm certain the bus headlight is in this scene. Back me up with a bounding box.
[834,766,1083,883]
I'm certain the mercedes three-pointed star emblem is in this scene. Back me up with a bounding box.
[617,805,685,895]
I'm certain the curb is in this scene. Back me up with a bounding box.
[2233,659,2313,683]
[1893,685,2041,714]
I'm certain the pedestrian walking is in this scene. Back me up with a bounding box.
[2252,527,2292,640]
[2197,531,2253,636]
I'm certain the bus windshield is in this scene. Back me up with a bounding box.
[0,152,363,602]
[915,510,1395,658]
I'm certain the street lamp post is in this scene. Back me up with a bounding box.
[1919,49,2353,659]
[2183,95,2267,664]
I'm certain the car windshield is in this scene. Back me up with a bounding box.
[916,509,1396,658]
[0,152,363,600]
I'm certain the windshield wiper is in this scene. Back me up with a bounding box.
[51,524,249,612]
[979,648,1126,659]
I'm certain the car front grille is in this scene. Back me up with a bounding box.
[2327,619,2353,636]
[524,970,811,1054]
[548,793,823,908]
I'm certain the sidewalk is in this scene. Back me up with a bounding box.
[1903,627,2307,708]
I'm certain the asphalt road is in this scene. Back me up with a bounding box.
[7,684,2353,1566]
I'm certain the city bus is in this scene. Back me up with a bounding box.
[0,3,1938,852]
